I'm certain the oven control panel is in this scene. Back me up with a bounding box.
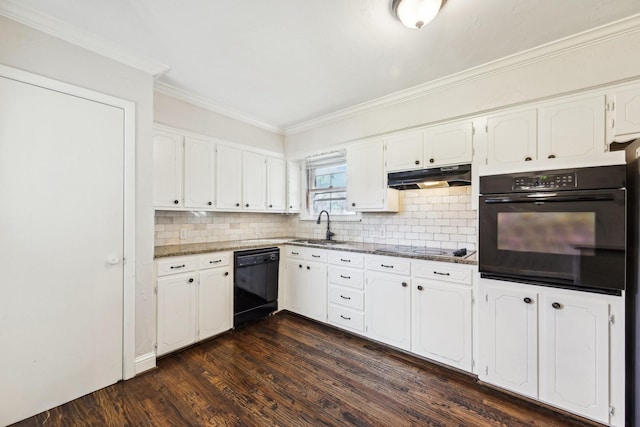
[513,173,576,190]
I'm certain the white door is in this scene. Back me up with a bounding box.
[539,292,610,423]
[286,161,301,213]
[0,76,125,425]
[153,130,183,208]
[424,121,473,167]
[242,151,267,211]
[156,274,198,355]
[384,130,424,172]
[480,282,538,399]
[184,136,215,209]
[365,272,411,350]
[346,139,385,211]
[613,83,640,138]
[199,267,233,340]
[216,145,243,210]
[486,109,538,164]
[285,259,304,314]
[266,156,286,212]
[304,261,328,322]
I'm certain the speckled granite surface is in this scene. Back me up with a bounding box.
[155,237,477,265]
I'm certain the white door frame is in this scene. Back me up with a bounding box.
[0,64,137,379]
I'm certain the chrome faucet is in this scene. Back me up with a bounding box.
[316,210,335,241]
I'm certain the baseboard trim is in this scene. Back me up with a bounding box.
[134,352,156,376]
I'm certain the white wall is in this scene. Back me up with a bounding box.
[155,91,284,153]
[285,22,640,156]
[0,16,156,359]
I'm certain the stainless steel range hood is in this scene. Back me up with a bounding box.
[387,164,471,190]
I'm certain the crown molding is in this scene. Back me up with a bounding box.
[155,82,284,135]
[0,0,169,77]
[285,12,640,136]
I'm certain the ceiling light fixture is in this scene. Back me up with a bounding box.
[391,0,443,29]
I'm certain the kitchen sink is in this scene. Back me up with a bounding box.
[293,239,348,246]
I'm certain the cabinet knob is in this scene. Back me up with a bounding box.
[307,266,310,270]
[523,297,533,304]
[548,154,556,159]
[173,200,179,205]
[245,203,249,207]
[401,282,407,287]
[351,202,356,207]
[289,205,293,208]
[415,160,420,165]
[188,278,194,283]
[552,302,563,309]
[417,285,424,291]
[224,272,229,276]
[429,158,434,163]
[524,156,532,161]
[208,201,212,206]
[235,203,240,207]
[298,264,302,269]
[269,204,273,208]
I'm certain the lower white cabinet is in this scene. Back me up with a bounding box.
[156,253,233,356]
[479,278,623,425]
[285,247,328,322]
[365,266,411,351]
[327,251,365,334]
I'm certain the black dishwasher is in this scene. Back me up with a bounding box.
[233,247,279,327]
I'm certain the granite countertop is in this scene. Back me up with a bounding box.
[155,237,477,266]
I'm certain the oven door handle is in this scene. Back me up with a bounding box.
[483,193,616,204]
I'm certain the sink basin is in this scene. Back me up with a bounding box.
[293,239,348,246]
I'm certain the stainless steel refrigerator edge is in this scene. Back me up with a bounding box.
[625,138,640,426]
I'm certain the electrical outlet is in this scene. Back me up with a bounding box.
[180,229,187,239]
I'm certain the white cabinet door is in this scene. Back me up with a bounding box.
[216,145,243,210]
[242,151,267,211]
[286,258,305,314]
[153,130,183,208]
[347,139,398,212]
[365,271,411,351]
[480,282,538,399]
[613,83,640,138]
[266,156,286,212]
[305,261,328,323]
[287,161,301,213]
[198,267,232,341]
[156,273,198,356]
[424,121,473,167]
[539,95,606,160]
[539,292,610,424]
[184,136,215,209]
[412,280,472,372]
[486,109,538,165]
[385,130,424,172]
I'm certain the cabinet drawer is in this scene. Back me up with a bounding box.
[366,255,411,275]
[306,248,327,262]
[328,267,364,289]
[328,251,364,268]
[156,256,197,276]
[412,261,472,285]
[198,252,230,269]
[329,285,364,310]
[285,246,305,259]
[328,305,365,333]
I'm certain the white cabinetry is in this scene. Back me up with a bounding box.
[286,161,301,213]
[284,246,327,322]
[486,109,538,165]
[184,137,216,209]
[365,255,411,351]
[266,157,286,212]
[612,83,640,140]
[346,139,398,212]
[153,130,183,208]
[155,253,233,356]
[327,251,365,334]
[242,151,267,211]
[411,261,473,372]
[385,121,473,172]
[215,145,243,210]
[479,278,622,425]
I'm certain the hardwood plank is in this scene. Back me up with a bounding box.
[11,312,604,427]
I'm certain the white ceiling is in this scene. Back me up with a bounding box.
[10,0,640,131]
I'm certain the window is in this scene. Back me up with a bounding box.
[306,151,353,217]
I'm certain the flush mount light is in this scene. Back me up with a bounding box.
[391,0,443,29]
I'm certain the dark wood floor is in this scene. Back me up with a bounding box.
[13,312,602,427]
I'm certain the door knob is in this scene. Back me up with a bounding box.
[107,256,119,265]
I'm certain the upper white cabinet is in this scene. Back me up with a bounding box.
[486,109,538,164]
[266,157,286,212]
[216,145,243,210]
[153,130,184,208]
[346,139,399,212]
[611,83,640,140]
[286,161,301,213]
[538,95,605,160]
[242,151,267,211]
[184,137,215,209]
[384,121,473,172]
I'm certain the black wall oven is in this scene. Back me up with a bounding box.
[479,164,626,295]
